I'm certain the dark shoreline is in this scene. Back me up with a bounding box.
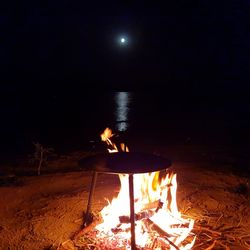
[1,141,250,179]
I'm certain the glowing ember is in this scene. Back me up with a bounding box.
[95,128,196,249]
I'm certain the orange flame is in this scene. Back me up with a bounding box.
[97,128,196,249]
[100,127,118,153]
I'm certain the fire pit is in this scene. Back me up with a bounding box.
[77,128,196,249]
[79,152,172,250]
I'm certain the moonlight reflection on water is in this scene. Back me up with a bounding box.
[114,92,131,131]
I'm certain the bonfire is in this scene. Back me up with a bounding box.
[56,128,250,250]
[75,128,196,249]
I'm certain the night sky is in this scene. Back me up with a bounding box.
[1,0,249,92]
[0,1,249,160]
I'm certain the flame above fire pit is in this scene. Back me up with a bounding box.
[79,128,196,249]
[95,171,196,249]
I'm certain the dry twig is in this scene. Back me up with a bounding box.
[205,240,216,250]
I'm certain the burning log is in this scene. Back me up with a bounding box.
[119,210,154,224]
[119,199,163,223]
[143,218,180,250]
[158,237,181,250]
[111,226,130,234]
[143,218,173,238]
[141,199,163,212]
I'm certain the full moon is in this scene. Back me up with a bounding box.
[120,37,126,44]
[117,36,129,47]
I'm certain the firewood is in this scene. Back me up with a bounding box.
[141,199,163,212]
[119,210,155,224]
[111,226,130,234]
[158,237,180,250]
[118,200,163,224]
[73,217,103,240]
[143,218,173,238]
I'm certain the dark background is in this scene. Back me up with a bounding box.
[0,1,249,162]
[1,1,249,89]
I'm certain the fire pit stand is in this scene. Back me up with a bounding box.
[128,173,136,248]
[79,152,171,250]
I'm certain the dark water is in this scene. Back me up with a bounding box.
[1,90,250,160]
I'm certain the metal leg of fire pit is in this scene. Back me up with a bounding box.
[129,174,136,250]
[84,171,98,227]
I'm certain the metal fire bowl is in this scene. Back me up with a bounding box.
[79,152,171,174]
